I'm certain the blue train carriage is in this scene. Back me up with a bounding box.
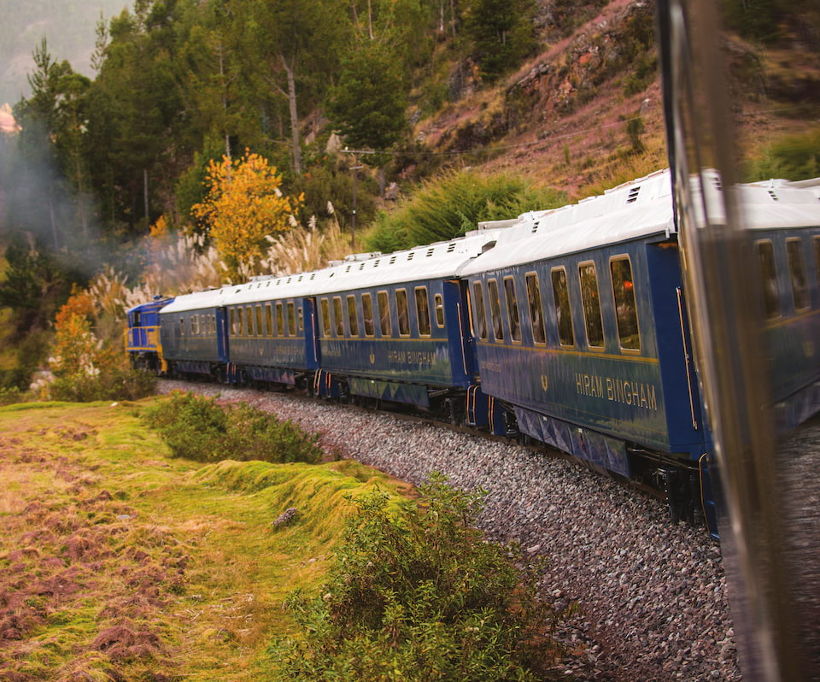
[303,235,499,418]
[743,177,820,431]
[158,287,230,380]
[221,274,319,388]
[125,296,174,373]
[462,170,717,524]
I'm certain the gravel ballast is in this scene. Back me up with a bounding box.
[158,380,741,679]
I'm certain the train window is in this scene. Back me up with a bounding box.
[320,298,331,337]
[551,267,575,347]
[396,289,410,336]
[757,241,780,319]
[503,277,521,342]
[287,302,297,335]
[346,295,359,336]
[415,287,431,336]
[434,293,445,327]
[237,308,244,336]
[488,279,504,341]
[333,297,344,336]
[578,262,604,348]
[256,306,264,337]
[472,282,488,340]
[610,257,640,351]
[362,294,375,336]
[786,238,809,311]
[192,315,198,335]
[265,304,273,336]
[525,273,546,345]
[179,317,185,336]
[276,302,285,336]
[378,290,392,336]
[298,307,304,332]
[229,309,235,335]
[247,306,255,336]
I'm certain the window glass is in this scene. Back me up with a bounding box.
[362,294,375,336]
[786,238,809,311]
[237,308,244,336]
[378,291,392,336]
[434,293,445,327]
[396,289,410,336]
[579,263,604,348]
[472,282,487,340]
[610,257,640,350]
[346,296,359,336]
[503,277,521,342]
[192,315,199,335]
[265,304,273,336]
[287,301,296,335]
[276,302,285,336]
[757,241,779,319]
[320,299,331,337]
[256,306,263,337]
[333,297,344,336]
[551,268,574,346]
[415,287,431,336]
[525,273,546,344]
[246,307,255,336]
[488,279,503,341]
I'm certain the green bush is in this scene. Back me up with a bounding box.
[0,386,24,406]
[50,367,157,402]
[270,475,566,680]
[743,128,820,182]
[144,392,321,464]
[364,170,566,253]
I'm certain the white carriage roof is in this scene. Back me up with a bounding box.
[460,169,820,276]
[160,285,232,314]
[215,230,500,307]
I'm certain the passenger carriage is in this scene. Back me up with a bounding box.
[220,274,319,388]
[302,234,498,415]
[460,169,819,527]
[158,287,230,379]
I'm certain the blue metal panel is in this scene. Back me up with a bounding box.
[513,404,632,477]
[246,365,297,385]
[348,377,431,407]
[160,309,223,363]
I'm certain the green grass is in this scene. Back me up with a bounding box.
[0,399,410,680]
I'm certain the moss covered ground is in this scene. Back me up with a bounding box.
[0,399,411,680]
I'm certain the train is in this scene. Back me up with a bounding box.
[126,169,820,536]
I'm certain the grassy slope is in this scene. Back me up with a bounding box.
[0,399,411,680]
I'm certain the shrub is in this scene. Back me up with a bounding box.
[743,128,820,182]
[0,386,24,406]
[364,170,566,253]
[270,475,566,680]
[50,367,157,403]
[144,392,321,464]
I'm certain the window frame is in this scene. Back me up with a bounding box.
[524,271,546,346]
[433,293,445,327]
[503,276,522,343]
[265,304,273,337]
[362,293,375,337]
[577,260,605,349]
[756,239,781,320]
[320,298,331,338]
[346,295,360,337]
[377,290,392,337]
[333,296,345,337]
[414,286,432,337]
[395,288,411,337]
[487,278,504,342]
[471,281,488,340]
[550,266,575,348]
[276,302,285,336]
[608,255,641,353]
[785,237,809,312]
[256,305,264,338]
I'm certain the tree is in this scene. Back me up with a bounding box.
[328,41,409,152]
[192,151,303,280]
[464,0,538,81]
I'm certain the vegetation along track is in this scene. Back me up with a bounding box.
[159,379,743,680]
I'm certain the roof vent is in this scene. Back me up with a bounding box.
[426,248,435,257]
[768,190,779,201]
[310,273,316,280]
[531,222,539,234]
[389,256,397,264]
[374,259,381,267]
[447,243,456,253]
[713,177,723,191]
[359,263,365,270]
[298,275,303,281]
[345,265,352,272]
[287,277,292,283]
[407,252,415,261]
[627,186,641,203]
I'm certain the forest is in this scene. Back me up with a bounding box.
[0,0,817,396]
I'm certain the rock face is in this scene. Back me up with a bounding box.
[273,508,299,528]
[160,379,744,680]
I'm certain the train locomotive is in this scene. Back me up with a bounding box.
[126,169,820,535]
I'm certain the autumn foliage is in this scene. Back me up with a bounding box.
[192,151,303,281]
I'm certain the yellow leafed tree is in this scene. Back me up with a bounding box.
[192,151,303,281]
